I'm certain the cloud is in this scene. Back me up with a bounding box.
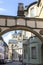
[0,8,6,11]
[0,1,6,12]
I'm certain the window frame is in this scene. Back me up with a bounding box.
[31,46,37,59]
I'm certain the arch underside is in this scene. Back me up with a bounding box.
[0,25,43,42]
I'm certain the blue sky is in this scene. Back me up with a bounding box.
[1,0,37,44]
[0,0,37,16]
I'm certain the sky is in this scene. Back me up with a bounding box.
[2,30,20,44]
[1,0,37,44]
[0,0,37,16]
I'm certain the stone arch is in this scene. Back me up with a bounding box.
[0,26,43,42]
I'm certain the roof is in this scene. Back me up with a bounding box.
[24,1,38,11]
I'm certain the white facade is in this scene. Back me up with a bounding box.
[25,4,37,17]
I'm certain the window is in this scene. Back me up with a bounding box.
[31,47,36,59]
[30,7,35,17]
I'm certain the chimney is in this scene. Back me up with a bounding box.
[17,3,24,16]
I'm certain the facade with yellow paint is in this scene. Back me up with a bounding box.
[24,0,43,18]
[22,0,43,65]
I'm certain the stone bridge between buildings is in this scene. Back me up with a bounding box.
[0,15,43,42]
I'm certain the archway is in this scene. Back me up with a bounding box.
[0,15,43,65]
[1,26,43,43]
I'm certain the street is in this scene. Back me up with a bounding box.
[0,61,22,65]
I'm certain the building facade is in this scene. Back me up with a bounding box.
[3,42,8,59]
[23,36,42,65]
[0,36,8,60]
[24,0,43,18]
[8,31,23,61]
[8,30,31,61]
[22,0,43,65]
[0,36,4,59]
[24,0,43,37]
[8,39,19,60]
